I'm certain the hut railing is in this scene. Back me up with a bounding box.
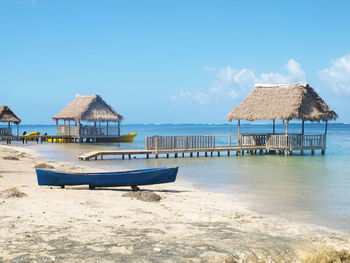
[146,135,238,151]
[79,126,118,136]
[266,134,326,150]
[57,125,119,136]
[0,127,12,136]
[238,134,268,147]
[57,125,80,136]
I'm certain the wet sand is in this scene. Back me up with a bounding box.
[0,145,349,262]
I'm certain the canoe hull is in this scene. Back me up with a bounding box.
[36,167,178,187]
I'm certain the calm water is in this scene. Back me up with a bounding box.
[4,123,350,231]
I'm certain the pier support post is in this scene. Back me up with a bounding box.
[300,150,304,155]
[190,152,193,157]
[217,151,220,157]
[197,152,199,157]
[122,155,124,160]
[311,150,315,155]
[174,153,178,158]
[210,152,213,157]
[155,154,158,159]
[146,154,149,159]
[182,153,184,158]
[227,151,230,156]
[236,151,239,156]
[128,154,131,159]
[205,152,207,157]
[321,149,325,155]
[166,153,169,158]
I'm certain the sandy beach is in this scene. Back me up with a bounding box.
[0,144,349,262]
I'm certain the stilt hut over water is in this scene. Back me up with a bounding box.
[53,95,124,142]
[0,106,21,136]
[227,83,338,155]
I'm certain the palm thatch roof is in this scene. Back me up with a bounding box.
[0,106,21,124]
[227,83,337,122]
[53,95,124,122]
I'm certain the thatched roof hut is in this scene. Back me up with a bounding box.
[53,95,123,122]
[0,106,21,124]
[227,83,337,122]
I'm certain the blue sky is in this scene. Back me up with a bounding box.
[1,0,350,124]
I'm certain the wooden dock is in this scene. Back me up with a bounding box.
[78,134,326,160]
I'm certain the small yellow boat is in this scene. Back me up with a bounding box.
[24,131,40,141]
[118,133,137,142]
[47,138,74,143]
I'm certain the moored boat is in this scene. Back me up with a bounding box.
[118,132,137,142]
[36,167,178,190]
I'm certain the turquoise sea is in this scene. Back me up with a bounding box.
[3,123,350,232]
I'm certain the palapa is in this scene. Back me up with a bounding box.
[53,95,123,122]
[0,106,21,124]
[227,83,337,122]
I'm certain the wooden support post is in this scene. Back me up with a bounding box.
[17,124,19,136]
[205,152,207,157]
[128,154,131,159]
[182,153,184,158]
[146,154,149,159]
[321,149,325,155]
[236,151,239,156]
[273,119,275,134]
[122,155,124,160]
[174,153,178,158]
[95,156,97,160]
[302,120,304,135]
[238,120,241,135]
[197,152,199,157]
[166,153,169,158]
[210,152,213,157]
[217,151,220,157]
[101,155,103,160]
[300,150,304,155]
[190,152,193,157]
[325,121,328,135]
[286,120,289,135]
[311,150,315,155]
[155,154,158,159]
[118,120,121,137]
[227,151,230,156]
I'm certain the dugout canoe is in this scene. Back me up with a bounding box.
[36,167,178,189]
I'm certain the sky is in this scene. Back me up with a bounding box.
[1,0,350,124]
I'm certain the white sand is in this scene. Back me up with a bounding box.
[0,144,349,262]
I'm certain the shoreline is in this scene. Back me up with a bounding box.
[0,144,349,262]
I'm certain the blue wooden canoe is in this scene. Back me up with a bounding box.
[36,167,178,189]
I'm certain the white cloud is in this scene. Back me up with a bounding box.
[318,54,350,93]
[285,59,306,81]
[172,59,306,105]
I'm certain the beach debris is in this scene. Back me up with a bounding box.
[303,247,350,263]
[34,163,54,169]
[3,156,19,161]
[0,187,26,198]
[124,191,161,202]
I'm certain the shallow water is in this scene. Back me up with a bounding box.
[6,123,350,231]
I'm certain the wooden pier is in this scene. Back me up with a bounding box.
[78,133,326,160]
